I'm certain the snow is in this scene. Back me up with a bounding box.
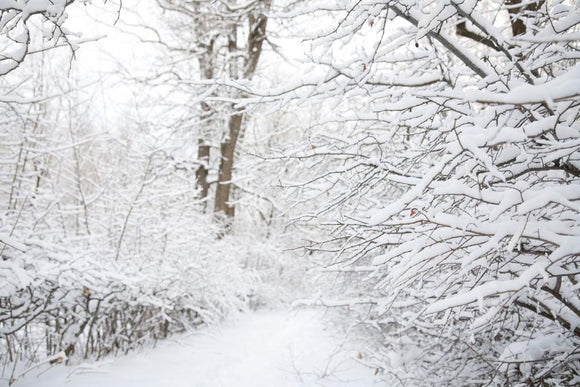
[424,262,549,314]
[12,310,378,387]
[1,0,579,385]
[437,64,580,104]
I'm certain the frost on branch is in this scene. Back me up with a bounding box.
[0,0,100,75]
[280,1,580,385]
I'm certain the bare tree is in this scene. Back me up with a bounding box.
[214,1,270,220]
[154,0,271,225]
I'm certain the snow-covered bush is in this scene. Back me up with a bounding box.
[0,55,298,383]
[0,222,282,364]
[0,137,290,381]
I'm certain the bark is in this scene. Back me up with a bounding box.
[505,0,544,36]
[389,5,490,79]
[244,11,268,79]
[195,20,215,209]
[196,137,210,204]
[214,3,269,221]
[214,112,243,218]
[195,98,212,208]
[455,1,544,45]
[456,21,499,51]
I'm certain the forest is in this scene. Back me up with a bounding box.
[0,0,579,386]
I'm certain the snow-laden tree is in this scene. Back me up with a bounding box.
[267,0,580,384]
[150,0,271,223]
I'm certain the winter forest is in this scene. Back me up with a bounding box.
[0,0,579,386]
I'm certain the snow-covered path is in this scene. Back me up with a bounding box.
[15,310,379,387]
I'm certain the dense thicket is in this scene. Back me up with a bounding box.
[0,2,296,384]
[265,1,580,385]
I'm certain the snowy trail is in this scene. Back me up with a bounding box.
[14,310,379,387]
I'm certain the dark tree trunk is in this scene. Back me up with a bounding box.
[213,4,269,222]
[196,138,210,204]
[214,111,243,218]
[506,0,544,36]
[196,35,215,209]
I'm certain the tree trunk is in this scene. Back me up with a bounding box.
[214,4,269,222]
[195,29,216,208]
[196,139,210,204]
[214,111,243,218]
[506,0,544,36]
[196,101,212,208]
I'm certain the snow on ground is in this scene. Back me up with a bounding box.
[13,309,380,387]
